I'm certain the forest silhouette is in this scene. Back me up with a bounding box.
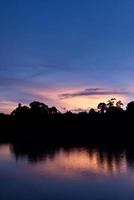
[1,98,134,145]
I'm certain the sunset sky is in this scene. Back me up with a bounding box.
[1,0,134,113]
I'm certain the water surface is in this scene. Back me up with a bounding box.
[1,144,134,200]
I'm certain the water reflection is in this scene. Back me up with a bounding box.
[1,143,134,176]
[30,148,128,179]
[1,144,134,200]
[0,145,11,159]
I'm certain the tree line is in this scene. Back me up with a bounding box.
[6,98,134,117]
[1,98,134,145]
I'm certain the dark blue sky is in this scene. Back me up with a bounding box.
[0,0,134,112]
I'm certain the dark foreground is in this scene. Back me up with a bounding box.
[1,100,134,145]
[1,101,134,199]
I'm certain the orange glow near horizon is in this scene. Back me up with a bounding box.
[24,85,129,112]
[61,95,128,111]
[0,85,130,113]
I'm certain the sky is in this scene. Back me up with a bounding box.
[0,0,134,113]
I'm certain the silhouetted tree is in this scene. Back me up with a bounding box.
[49,106,59,114]
[116,100,123,108]
[107,98,116,108]
[89,108,96,114]
[126,101,134,114]
[65,111,73,116]
[11,103,30,117]
[29,101,49,116]
[106,106,124,116]
[97,103,107,114]
[2,99,134,145]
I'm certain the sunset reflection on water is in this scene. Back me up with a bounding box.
[1,144,134,200]
[31,148,127,178]
[0,145,127,176]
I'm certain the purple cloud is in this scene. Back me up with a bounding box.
[59,88,130,99]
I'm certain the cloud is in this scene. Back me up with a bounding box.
[59,88,130,99]
[0,62,69,79]
[0,100,18,114]
[0,79,132,114]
